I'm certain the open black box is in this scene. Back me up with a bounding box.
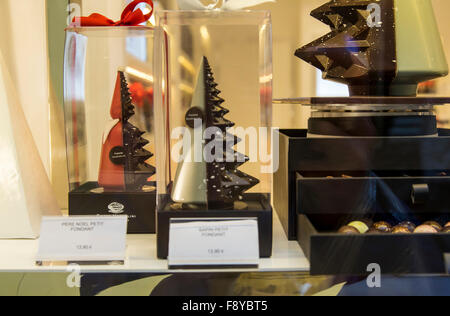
[299,214,450,275]
[274,129,450,275]
[156,192,273,259]
[69,182,156,234]
[297,176,450,275]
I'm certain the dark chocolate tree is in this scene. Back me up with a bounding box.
[202,57,260,209]
[295,0,398,96]
[120,72,156,190]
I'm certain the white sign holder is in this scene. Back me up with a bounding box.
[168,218,260,269]
[36,216,128,265]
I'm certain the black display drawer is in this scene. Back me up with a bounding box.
[298,214,450,275]
[296,174,450,275]
[156,193,273,259]
[297,175,450,216]
[69,182,156,234]
[274,129,450,241]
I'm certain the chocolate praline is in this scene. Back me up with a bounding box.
[445,222,450,228]
[338,226,360,234]
[372,221,393,233]
[414,225,439,234]
[442,227,450,233]
[348,221,369,234]
[398,221,416,233]
[392,226,412,234]
[423,221,443,232]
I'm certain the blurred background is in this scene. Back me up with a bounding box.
[1,0,450,209]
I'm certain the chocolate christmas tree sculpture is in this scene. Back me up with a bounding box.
[295,0,448,96]
[98,71,155,191]
[171,57,259,209]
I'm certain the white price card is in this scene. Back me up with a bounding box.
[36,216,128,264]
[168,218,259,268]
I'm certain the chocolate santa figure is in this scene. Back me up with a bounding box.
[98,71,155,191]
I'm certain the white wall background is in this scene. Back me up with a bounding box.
[0,0,50,175]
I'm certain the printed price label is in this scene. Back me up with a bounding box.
[168,218,259,268]
[36,216,127,263]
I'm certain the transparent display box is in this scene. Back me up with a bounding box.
[153,10,274,259]
[64,26,157,233]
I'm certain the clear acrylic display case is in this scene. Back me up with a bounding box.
[153,10,274,258]
[64,26,157,233]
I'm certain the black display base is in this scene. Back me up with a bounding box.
[298,214,450,276]
[275,128,450,275]
[157,193,273,259]
[69,182,156,234]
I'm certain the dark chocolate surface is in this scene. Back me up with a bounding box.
[295,0,397,96]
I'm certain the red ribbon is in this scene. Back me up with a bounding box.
[72,0,154,27]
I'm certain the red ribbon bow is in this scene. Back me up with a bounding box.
[72,0,154,27]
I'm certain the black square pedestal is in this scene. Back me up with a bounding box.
[274,128,450,275]
[69,182,156,234]
[156,193,273,259]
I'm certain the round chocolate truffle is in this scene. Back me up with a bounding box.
[348,221,370,234]
[372,221,393,233]
[398,221,416,233]
[414,225,439,234]
[392,226,412,234]
[338,226,360,234]
[442,227,450,233]
[423,221,443,232]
